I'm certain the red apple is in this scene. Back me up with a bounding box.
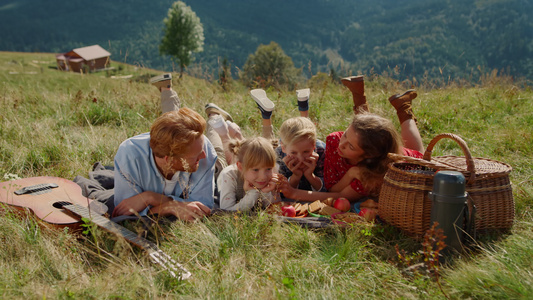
[333,197,351,212]
[281,205,296,217]
[358,208,378,221]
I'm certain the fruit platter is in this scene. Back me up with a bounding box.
[266,197,378,227]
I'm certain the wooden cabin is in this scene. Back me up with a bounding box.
[56,45,111,72]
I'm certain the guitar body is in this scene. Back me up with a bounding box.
[0,176,190,279]
[0,176,93,226]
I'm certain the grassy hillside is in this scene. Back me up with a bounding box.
[1,52,532,298]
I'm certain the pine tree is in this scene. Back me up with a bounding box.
[159,1,204,77]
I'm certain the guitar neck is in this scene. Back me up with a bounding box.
[66,203,157,249]
[61,202,191,280]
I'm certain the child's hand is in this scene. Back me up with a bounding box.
[302,152,319,178]
[261,173,282,193]
[283,155,304,177]
[278,176,297,199]
[243,178,255,192]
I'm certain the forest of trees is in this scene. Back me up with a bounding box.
[0,0,531,82]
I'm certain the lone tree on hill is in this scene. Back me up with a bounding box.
[240,41,302,89]
[159,1,204,77]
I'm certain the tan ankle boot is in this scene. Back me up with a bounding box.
[341,75,369,114]
[389,89,417,124]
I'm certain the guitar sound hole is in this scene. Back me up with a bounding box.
[52,201,72,209]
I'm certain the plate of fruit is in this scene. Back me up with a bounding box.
[266,202,308,218]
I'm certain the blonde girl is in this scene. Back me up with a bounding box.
[218,137,282,211]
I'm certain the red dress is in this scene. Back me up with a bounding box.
[324,131,423,195]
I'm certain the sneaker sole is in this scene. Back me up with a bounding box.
[296,88,310,101]
[205,103,233,122]
[150,73,172,83]
[250,89,275,111]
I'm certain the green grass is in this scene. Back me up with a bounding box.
[1,51,532,299]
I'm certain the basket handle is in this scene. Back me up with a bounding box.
[423,133,477,184]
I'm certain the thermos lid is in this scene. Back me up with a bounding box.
[432,171,466,197]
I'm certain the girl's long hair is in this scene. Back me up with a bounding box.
[349,113,403,195]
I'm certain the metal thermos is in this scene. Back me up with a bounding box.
[429,171,469,254]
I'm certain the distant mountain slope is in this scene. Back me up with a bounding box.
[1,0,531,80]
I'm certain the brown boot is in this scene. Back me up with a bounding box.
[341,75,369,114]
[389,89,418,124]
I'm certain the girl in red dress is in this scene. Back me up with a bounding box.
[280,76,424,203]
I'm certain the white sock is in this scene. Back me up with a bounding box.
[226,121,243,140]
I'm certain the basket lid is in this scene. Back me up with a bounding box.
[421,133,513,180]
[389,132,514,183]
[432,156,512,178]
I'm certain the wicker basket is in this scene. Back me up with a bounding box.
[379,133,514,238]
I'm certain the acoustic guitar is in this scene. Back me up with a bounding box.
[0,176,191,280]
[0,176,99,226]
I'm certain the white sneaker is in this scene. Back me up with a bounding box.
[296,88,310,101]
[250,89,275,112]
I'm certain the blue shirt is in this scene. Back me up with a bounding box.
[113,133,217,215]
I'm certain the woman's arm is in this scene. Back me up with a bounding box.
[280,180,364,202]
[329,167,361,192]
